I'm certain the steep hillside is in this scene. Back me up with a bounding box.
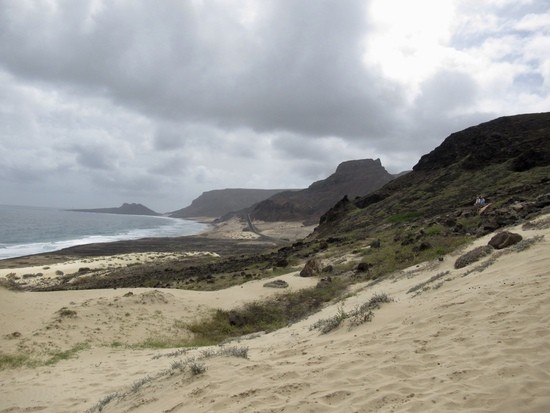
[314,112,550,239]
[248,159,394,224]
[68,203,160,216]
[169,188,288,219]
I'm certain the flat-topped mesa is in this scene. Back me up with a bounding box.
[249,158,394,223]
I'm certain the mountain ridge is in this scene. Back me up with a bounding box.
[68,203,160,216]
[169,188,289,219]
[240,158,395,224]
[313,112,550,239]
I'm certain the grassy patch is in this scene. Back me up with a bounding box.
[0,342,90,370]
[187,279,349,345]
[0,353,34,369]
[356,229,469,280]
[45,342,90,365]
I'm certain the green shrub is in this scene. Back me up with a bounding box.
[187,279,348,344]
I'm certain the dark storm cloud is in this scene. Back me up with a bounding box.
[70,143,115,170]
[0,0,401,140]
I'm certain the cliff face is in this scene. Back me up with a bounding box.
[249,159,394,223]
[169,189,288,219]
[69,203,160,216]
[414,112,550,172]
[314,112,550,238]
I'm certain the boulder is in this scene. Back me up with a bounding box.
[263,279,289,289]
[370,239,381,248]
[488,231,523,249]
[356,262,370,273]
[316,277,332,288]
[300,259,322,277]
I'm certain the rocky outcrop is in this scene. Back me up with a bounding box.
[488,231,523,249]
[263,279,289,288]
[300,258,322,277]
[313,112,550,238]
[414,113,550,172]
[250,159,394,223]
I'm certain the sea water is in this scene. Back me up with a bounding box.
[0,205,207,260]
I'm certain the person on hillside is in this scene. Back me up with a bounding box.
[474,195,486,207]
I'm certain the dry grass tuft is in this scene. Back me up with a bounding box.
[310,293,392,334]
[454,245,493,269]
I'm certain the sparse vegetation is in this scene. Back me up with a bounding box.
[455,245,494,269]
[387,212,421,223]
[407,271,451,295]
[463,235,545,276]
[310,293,393,334]
[512,235,544,252]
[189,361,207,375]
[187,279,349,345]
[45,342,90,365]
[0,353,33,370]
[84,345,247,413]
[57,307,78,318]
[0,342,89,371]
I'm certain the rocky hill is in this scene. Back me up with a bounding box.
[246,159,394,224]
[169,188,288,218]
[314,112,550,239]
[68,203,160,216]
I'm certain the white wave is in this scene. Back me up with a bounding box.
[0,218,207,260]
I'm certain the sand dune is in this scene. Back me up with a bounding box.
[1,215,549,413]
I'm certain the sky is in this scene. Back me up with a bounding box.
[0,0,549,213]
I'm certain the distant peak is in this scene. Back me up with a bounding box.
[334,159,385,174]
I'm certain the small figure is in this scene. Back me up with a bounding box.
[474,195,486,207]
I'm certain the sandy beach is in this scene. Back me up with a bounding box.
[1,215,549,412]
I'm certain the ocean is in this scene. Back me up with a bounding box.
[0,205,207,260]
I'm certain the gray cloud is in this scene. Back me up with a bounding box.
[0,0,400,139]
[0,0,548,211]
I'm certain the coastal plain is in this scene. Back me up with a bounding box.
[1,216,549,413]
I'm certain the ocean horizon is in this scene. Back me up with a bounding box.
[0,204,207,260]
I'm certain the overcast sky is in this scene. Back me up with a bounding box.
[0,0,548,212]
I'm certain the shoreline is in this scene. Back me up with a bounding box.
[0,218,315,270]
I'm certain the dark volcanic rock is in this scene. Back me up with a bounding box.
[263,279,289,288]
[250,159,394,223]
[488,231,523,249]
[414,113,550,172]
[356,262,370,273]
[300,258,322,277]
[313,112,550,238]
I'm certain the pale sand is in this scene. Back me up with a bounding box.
[198,217,316,241]
[0,251,219,289]
[1,215,549,413]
